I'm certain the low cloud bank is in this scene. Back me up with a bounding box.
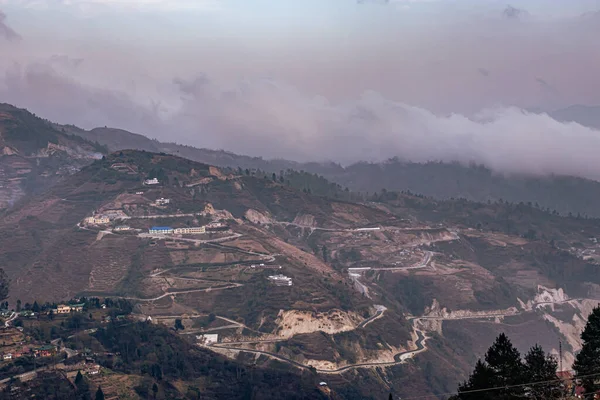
[2,60,600,182]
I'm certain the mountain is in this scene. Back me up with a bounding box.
[3,148,600,398]
[549,104,600,130]
[0,103,106,209]
[46,104,600,217]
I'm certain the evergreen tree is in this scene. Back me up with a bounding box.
[574,305,600,394]
[95,386,105,400]
[174,319,184,331]
[452,360,498,400]
[75,371,91,400]
[75,371,84,386]
[523,344,562,399]
[388,394,392,400]
[152,383,159,399]
[32,301,40,313]
[484,333,526,399]
[451,334,526,400]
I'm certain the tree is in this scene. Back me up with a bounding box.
[0,269,9,302]
[388,394,393,400]
[152,383,159,399]
[485,333,526,398]
[75,370,91,400]
[16,299,21,312]
[323,246,329,262]
[75,370,84,386]
[32,301,40,313]
[523,344,562,399]
[174,319,184,331]
[574,305,600,394]
[272,173,277,182]
[95,386,105,400]
[452,360,498,400]
[451,333,526,400]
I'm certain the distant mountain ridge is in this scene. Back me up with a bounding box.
[6,101,600,217]
[0,103,106,208]
[549,104,600,130]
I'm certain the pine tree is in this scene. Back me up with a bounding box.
[574,305,600,394]
[451,333,527,400]
[75,370,83,386]
[523,344,562,399]
[484,333,526,399]
[388,394,393,400]
[451,360,498,400]
[152,383,159,399]
[95,386,105,400]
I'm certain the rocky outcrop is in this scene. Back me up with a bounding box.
[274,309,362,338]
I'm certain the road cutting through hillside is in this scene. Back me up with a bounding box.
[120,282,243,301]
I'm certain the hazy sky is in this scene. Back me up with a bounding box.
[1,0,600,179]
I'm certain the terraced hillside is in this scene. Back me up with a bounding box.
[2,149,600,399]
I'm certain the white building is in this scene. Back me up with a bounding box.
[114,225,131,232]
[149,226,173,235]
[174,226,206,235]
[196,334,219,345]
[155,198,171,205]
[268,274,293,286]
[144,178,159,185]
[85,215,110,225]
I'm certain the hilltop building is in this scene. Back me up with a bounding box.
[84,215,110,225]
[114,225,131,232]
[174,226,206,235]
[149,226,173,235]
[155,198,170,205]
[268,274,293,286]
[144,178,159,185]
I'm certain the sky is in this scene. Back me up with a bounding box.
[1,0,600,179]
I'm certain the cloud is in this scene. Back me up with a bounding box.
[4,60,600,183]
[0,10,20,41]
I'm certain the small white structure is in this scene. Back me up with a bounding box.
[319,382,328,387]
[136,192,144,195]
[268,274,293,286]
[196,334,219,345]
[155,198,171,205]
[144,178,159,185]
[3,353,12,360]
[114,225,131,232]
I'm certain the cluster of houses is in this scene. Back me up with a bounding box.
[267,274,293,287]
[1,344,58,362]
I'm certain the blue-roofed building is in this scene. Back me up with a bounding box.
[149,226,173,234]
